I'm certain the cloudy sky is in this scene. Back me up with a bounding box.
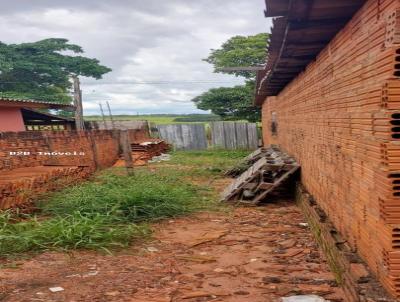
[1,1,271,115]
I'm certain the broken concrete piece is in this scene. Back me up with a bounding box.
[105,291,121,297]
[281,295,327,302]
[49,287,64,293]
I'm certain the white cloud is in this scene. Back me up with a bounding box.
[0,0,272,115]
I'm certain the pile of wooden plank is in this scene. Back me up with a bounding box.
[222,147,300,204]
[131,139,169,163]
[114,139,169,167]
[224,147,271,177]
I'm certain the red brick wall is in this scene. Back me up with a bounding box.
[261,0,400,297]
[0,130,121,171]
[0,129,151,210]
[128,129,151,143]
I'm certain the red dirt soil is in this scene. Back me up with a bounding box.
[0,203,343,302]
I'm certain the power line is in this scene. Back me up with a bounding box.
[0,80,243,85]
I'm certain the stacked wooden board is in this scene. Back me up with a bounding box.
[113,139,170,167]
[224,147,271,177]
[222,147,300,204]
[130,140,169,163]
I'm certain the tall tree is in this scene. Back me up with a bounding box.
[0,38,111,104]
[193,81,260,122]
[204,33,268,79]
[193,33,269,122]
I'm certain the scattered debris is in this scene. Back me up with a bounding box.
[148,153,171,163]
[182,291,230,299]
[0,204,343,302]
[176,255,217,263]
[104,291,121,297]
[222,146,300,204]
[281,295,327,302]
[263,276,282,284]
[49,287,64,293]
[83,271,99,277]
[224,148,272,177]
[188,230,229,247]
[181,291,213,299]
[234,290,250,295]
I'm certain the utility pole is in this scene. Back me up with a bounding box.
[106,101,116,130]
[73,76,85,130]
[119,130,134,176]
[99,103,108,129]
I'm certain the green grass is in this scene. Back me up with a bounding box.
[41,170,205,220]
[169,150,250,171]
[0,150,245,257]
[84,114,222,125]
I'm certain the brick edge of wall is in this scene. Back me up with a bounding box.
[6,166,95,211]
[296,183,396,302]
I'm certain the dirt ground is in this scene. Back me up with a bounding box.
[0,200,343,302]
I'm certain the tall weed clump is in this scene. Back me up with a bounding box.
[0,169,202,256]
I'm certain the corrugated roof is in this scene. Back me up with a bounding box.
[21,108,75,122]
[255,0,366,105]
[0,97,74,109]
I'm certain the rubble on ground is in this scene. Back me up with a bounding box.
[0,201,343,302]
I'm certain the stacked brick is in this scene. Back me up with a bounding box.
[0,130,121,171]
[0,132,49,170]
[261,0,400,298]
[128,128,151,143]
[0,130,142,209]
[0,166,93,209]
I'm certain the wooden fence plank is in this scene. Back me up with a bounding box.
[235,123,249,149]
[157,124,207,150]
[211,122,259,150]
[247,123,259,149]
[211,122,225,148]
[158,122,258,151]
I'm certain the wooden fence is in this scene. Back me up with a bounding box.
[157,122,259,151]
[87,120,149,131]
[211,122,258,150]
[157,124,208,150]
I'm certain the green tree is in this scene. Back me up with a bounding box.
[193,81,260,122]
[193,33,269,122]
[0,38,111,104]
[205,33,269,79]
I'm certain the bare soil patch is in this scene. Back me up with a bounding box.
[0,202,343,302]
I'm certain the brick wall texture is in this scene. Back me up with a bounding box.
[0,130,120,170]
[0,129,149,210]
[261,0,400,297]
